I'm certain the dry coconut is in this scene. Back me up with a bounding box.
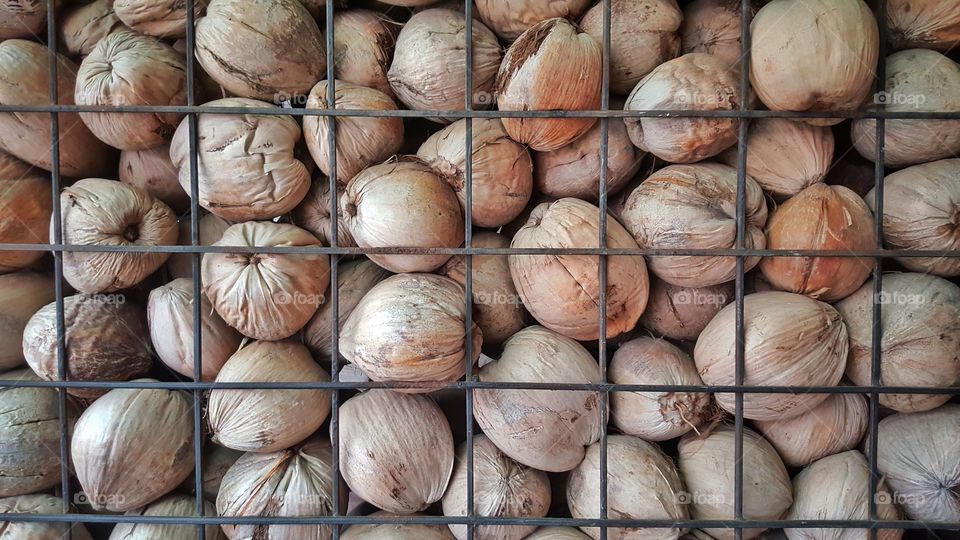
[679,425,792,540]
[868,159,960,276]
[694,291,848,421]
[718,118,834,200]
[418,118,534,227]
[785,451,902,540]
[852,49,960,167]
[304,80,404,184]
[59,178,178,294]
[581,0,682,95]
[208,340,331,453]
[304,258,391,358]
[438,231,527,346]
[510,198,649,341]
[877,405,960,522]
[167,212,232,280]
[60,0,127,57]
[119,144,190,213]
[568,435,689,540]
[388,9,501,119]
[291,179,355,249]
[754,392,868,468]
[72,383,194,512]
[196,0,325,101]
[217,437,341,540]
[619,163,768,287]
[442,434,551,540]
[624,53,741,163]
[110,495,223,540]
[475,0,591,41]
[496,18,602,151]
[750,0,878,125]
[170,97,311,221]
[340,273,482,389]
[339,390,455,513]
[332,10,399,97]
[0,175,51,273]
[0,150,34,178]
[836,273,960,413]
[343,511,456,539]
[638,279,733,342]
[0,494,92,540]
[533,118,643,201]
[610,337,711,442]
[0,1,49,39]
[888,0,960,51]
[474,326,602,472]
[526,529,593,540]
[197,445,242,501]
[113,0,206,38]
[23,294,152,400]
[341,157,464,273]
[202,221,330,340]
[0,40,114,177]
[0,273,53,370]
[147,278,243,381]
[680,0,747,70]
[760,183,875,302]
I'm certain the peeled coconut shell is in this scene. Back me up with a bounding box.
[332,9,399,97]
[888,0,960,51]
[167,212,232,280]
[119,144,190,213]
[0,494,93,540]
[680,0,747,70]
[109,494,223,540]
[342,511,456,539]
[475,0,591,41]
[60,0,128,57]
[292,179,355,249]
[0,1,49,39]
[0,273,53,370]
[0,175,51,273]
[113,0,207,38]
[638,278,733,342]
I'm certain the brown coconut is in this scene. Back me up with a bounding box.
[0,175,51,274]
[510,198,649,341]
[0,150,35,178]
[120,144,190,213]
[60,0,128,57]
[113,0,207,38]
[638,278,733,342]
[680,0,748,70]
[292,179,355,249]
[0,1,49,39]
[475,0,591,41]
[418,118,534,227]
[166,212,232,280]
[202,221,330,340]
[59,178,178,294]
[0,273,53,370]
[0,494,93,540]
[333,10,399,97]
[888,0,960,51]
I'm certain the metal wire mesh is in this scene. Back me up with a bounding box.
[0,0,956,539]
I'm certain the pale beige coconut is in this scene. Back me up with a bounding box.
[72,383,194,511]
[750,0,878,125]
[0,494,92,540]
[680,0,746,70]
[610,337,711,442]
[496,18,601,151]
[836,273,960,414]
[0,40,114,177]
[0,175,51,273]
[202,221,330,340]
[388,9,501,120]
[61,0,127,57]
[0,369,69,497]
[568,435,688,540]
[208,340,331,453]
[624,53,741,163]
[147,278,242,381]
[170,98,311,221]
[304,80,404,184]
[292,179,355,248]
[510,198,649,341]
[418,118,533,228]
[341,158,464,273]
[333,10,399,97]
[786,451,902,540]
[718,118,834,199]
[0,1,49,39]
[474,326,602,472]
[877,405,960,522]
[754,393,868,468]
[475,0,591,41]
[0,150,34,178]
[852,49,960,166]
[442,434,551,540]
[23,294,152,400]
[76,30,187,150]
[638,279,733,342]
[196,0,325,101]
[760,184,875,302]
[113,0,206,38]
[533,118,643,201]
[0,273,53,370]
[340,273,481,389]
[888,0,960,51]
[694,292,848,421]
[217,437,341,540]
[167,212,232,280]
[526,529,593,540]
[438,232,527,346]
[581,0,682,95]
[120,144,190,213]
[339,390,455,513]
[868,159,960,277]
[678,426,792,540]
[59,178,178,294]
[343,512,456,539]
[110,495,223,540]
[200,445,242,501]
[619,163,768,287]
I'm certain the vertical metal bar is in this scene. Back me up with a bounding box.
[597,0,611,539]
[463,3,476,539]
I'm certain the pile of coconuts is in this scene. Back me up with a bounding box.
[0,0,959,539]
